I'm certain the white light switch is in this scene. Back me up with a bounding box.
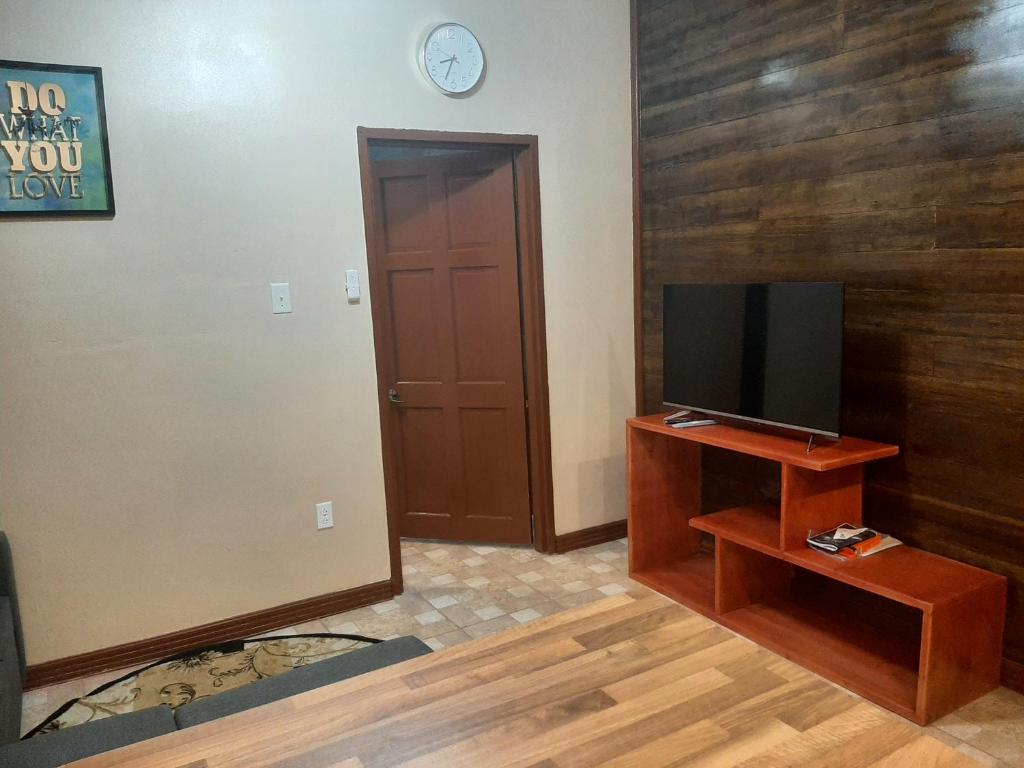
[271,282,292,314]
[345,269,360,302]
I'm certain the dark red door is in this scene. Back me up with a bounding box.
[368,148,532,544]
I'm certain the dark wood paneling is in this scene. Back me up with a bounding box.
[25,580,394,690]
[1004,658,1024,693]
[637,0,1024,690]
[642,2,1024,137]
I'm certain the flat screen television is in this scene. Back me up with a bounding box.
[662,282,844,438]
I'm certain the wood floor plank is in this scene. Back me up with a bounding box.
[776,687,860,732]
[401,594,662,688]
[593,719,730,768]
[66,599,983,768]
[395,668,731,768]
[571,604,696,650]
[278,615,721,767]
[221,603,665,758]
[778,720,921,768]
[866,735,983,768]
[214,606,696,768]
[709,677,837,734]
[290,636,589,737]
[602,634,755,700]
[732,703,894,768]
[533,670,792,768]
[494,668,750,768]
[669,718,800,768]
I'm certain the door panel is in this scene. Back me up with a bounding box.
[451,266,503,381]
[388,269,443,381]
[460,408,512,521]
[397,407,448,518]
[380,175,433,251]
[369,148,532,544]
[447,170,499,244]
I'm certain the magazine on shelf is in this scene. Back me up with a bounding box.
[807,523,902,559]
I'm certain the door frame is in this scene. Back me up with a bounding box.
[356,126,556,595]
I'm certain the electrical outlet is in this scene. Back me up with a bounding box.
[316,501,334,530]
[271,282,292,314]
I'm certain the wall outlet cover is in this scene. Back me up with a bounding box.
[271,282,292,314]
[316,501,334,530]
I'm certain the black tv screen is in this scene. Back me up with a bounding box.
[662,282,844,437]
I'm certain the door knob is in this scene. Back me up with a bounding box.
[387,388,404,405]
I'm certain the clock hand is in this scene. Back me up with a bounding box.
[445,55,457,80]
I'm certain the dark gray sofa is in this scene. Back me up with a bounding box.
[0,533,25,745]
[0,602,24,748]
[0,707,178,768]
[0,532,430,768]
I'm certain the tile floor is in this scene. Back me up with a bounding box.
[19,538,1024,767]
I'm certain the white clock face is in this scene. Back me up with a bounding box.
[423,23,484,95]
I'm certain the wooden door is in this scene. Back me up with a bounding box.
[367,148,532,544]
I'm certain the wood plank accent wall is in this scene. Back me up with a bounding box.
[635,0,1024,684]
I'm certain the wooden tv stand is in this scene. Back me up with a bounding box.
[627,414,1007,724]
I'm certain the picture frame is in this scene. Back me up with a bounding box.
[0,59,115,218]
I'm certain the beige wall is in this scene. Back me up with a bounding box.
[0,0,634,664]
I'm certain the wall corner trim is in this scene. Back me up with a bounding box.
[554,520,628,554]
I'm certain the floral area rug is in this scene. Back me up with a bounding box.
[25,633,379,738]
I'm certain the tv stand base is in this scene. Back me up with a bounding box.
[627,413,1007,725]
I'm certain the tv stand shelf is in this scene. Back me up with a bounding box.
[627,413,1007,724]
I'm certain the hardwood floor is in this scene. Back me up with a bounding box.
[70,594,982,767]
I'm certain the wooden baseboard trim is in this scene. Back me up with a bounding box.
[1003,658,1024,694]
[554,520,628,554]
[25,579,394,690]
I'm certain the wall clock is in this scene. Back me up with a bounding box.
[421,23,485,95]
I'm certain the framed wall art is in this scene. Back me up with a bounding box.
[0,59,114,217]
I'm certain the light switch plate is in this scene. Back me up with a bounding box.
[271,283,292,314]
[345,269,360,302]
